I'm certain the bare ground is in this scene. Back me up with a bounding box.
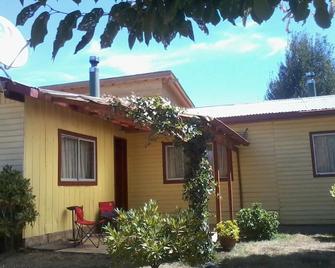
[0,234,335,268]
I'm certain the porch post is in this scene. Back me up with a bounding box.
[227,148,234,220]
[236,148,244,209]
[213,141,221,223]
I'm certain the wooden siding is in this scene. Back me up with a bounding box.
[0,93,24,172]
[126,132,242,223]
[231,116,335,224]
[127,133,187,212]
[24,97,124,238]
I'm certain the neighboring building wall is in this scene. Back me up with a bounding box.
[0,93,24,172]
[23,97,125,239]
[231,115,335,225]
[103,80,164,98]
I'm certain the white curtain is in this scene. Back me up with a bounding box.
[314,134,335,174]
[78,140,94,179]
[167,146,184,179]
[61,136,78,179]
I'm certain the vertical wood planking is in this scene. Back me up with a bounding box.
[24,98,119,238]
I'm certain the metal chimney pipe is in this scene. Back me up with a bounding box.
[89,56,100,97]
[305,72,317,97]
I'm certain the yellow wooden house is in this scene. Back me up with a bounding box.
[0,70,335,246]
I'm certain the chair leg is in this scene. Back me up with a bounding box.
[75,224,101,248]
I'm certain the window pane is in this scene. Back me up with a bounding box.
[78,140,95,179]
[313,134,335,174]
[218,144,228,178]
[61,136,78,179]
[166,146,184,179]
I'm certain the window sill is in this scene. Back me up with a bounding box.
[163,179,185,184]
[58,180,97,186]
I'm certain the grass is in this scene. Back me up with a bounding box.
[1,234,335,267]
[216,233,335,268]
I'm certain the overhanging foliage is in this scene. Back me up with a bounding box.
[105,95,215,220]
[16,0,335,58]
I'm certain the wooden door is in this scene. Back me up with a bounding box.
[114,137,128,210]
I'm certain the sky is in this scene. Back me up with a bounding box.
[0,0,334,107]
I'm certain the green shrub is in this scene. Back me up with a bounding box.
[236,203,279,241]
[104,200,213,268]
[330,184,335,198]
[216,220,240,241]
[0,166,38,251]
[167,209,214,266]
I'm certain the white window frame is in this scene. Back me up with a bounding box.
[59,130,97,184]
[310,131,335,177]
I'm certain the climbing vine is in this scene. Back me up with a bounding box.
[105,95,215,222]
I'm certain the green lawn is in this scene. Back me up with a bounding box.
[1,234,335,268]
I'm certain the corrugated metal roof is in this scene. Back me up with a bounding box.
[187,95,335,119]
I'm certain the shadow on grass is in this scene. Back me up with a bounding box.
[217,250,335,268]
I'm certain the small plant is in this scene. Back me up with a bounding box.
[236,203,279,241]
[216,220,240,241]
[330,184,335,198]
[104,200,213,268]
[0,166,38,251]
[216,220,239,251]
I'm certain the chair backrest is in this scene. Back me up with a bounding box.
[74,206,84,223]
[99,201,115,214]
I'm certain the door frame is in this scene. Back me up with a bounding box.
[114,137,128,210]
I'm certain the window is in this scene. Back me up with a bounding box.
[58,129,97,185]
[310,131,335,177]
[162,142,230,184]
[206,143,229,180]
[162,143,185,183]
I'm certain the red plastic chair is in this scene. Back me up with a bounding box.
[99,201,115,214]
[74,206,104,248]
[99,201,118,228]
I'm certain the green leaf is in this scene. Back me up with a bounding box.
[78,8,104,31]
[179,20,194,41]
[252,0,274,22]
[313,0,331,28]
[289,0,310,22]
[30,11,50,49]
[75,29,94,54]
[52,10,82,59]
[100,20,120,49]
[128,31,136,49]
[16,2,44,26]
[74,8,104,53]
[144,31,152,46]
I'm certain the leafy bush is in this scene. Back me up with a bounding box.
[104,200,213,268]
[236,203,279,241]
[330,184,335,198]
[216,220,240,241]
[0,166,38,251]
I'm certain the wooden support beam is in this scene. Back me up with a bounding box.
[213,141,222,223]
[236,149,244,209]
[227,148,234,220]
